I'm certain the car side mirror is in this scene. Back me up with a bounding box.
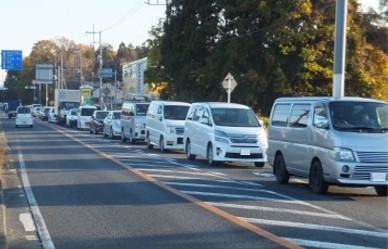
[200,117,210,126]
[314,116,329,129]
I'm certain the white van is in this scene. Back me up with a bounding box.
[77,105,97,130]
[184,102,268,167]
[145,101,191,152]
[267,96,388,195]
[120,101,150,144]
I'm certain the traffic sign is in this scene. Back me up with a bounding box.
[1,50,22,70]
[222,72,237,103]
[222,72,237,92]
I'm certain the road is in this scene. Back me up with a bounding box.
[1,115,387,249]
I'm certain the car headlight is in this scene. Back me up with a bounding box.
[112,121,120,129]
[135,122,144,129]
[334,147,355,162]
[214,129,229,143]
[167,126,176,133]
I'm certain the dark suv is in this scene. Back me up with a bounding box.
[89,110,109,134]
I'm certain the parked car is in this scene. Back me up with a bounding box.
[39,106,51,121]
[66,108,79,128]
[184,102,268,167]
[15,106,33,128]
[103,110,122,139]
[267,96,388,196]
[31,104,41,117]
[77,105,97,130]
[146,101,190,152]
[89,110,109,134]
[47,107,58,123]
[121,101,150,144]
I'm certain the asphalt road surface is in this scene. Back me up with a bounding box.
[2,114,387,249]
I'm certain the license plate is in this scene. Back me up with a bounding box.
[240,149,251,155]
[371,172,386,182]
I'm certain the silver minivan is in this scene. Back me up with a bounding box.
[120,101,150,144]
[267,96,388,195]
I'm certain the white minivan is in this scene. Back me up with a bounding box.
[145,101,191,152]
[184,102,268,167]
[267,96,388,195]
[77,105,97,130]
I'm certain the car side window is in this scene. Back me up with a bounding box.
[290,104,310,128]
[193,106,204,121]
[271,104,290,127]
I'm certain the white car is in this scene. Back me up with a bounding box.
[77,105,97,130]
[48,107,58,123]
[66,108,79,128]
[15,106,33,128]
[145,101,191,152]
[103,110,122,138]
[184,102,268,167]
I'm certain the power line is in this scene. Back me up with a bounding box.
[101,0,144,32]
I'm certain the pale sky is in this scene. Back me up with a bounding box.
[0,0,380,86]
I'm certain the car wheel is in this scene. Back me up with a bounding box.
[129,130,136,145]
[273,154,290,184]
[375,186,388,196]
[89,127,93,133]
[159,136,165,153]
[109,128,113,139]
[186,139,196,160]
[121,132,126,142]
[254,162,265,167]
[146,133,153,149]
[207,143,217,166]
[309,160,329,194]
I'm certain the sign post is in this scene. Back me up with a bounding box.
[222,73,237,103]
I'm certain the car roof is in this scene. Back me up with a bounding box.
[274,96,387,104]
[192,102,250,109]
[151,100,190,106]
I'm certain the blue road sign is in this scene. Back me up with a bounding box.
[1,50,23,70]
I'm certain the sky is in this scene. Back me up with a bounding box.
[0,0,381,86]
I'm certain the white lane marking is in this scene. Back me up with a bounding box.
[140,168,224,177]
[148,174,200,180]
[284,238,383,249]
[241,218,388,238]
[19,213,36,232]
[183,190,295,202]
[19,153,55,249]
[164,181,265,192]
[206,202,349,220]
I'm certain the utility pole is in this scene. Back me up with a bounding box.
[86,25,103,108]
[333,0,348,99]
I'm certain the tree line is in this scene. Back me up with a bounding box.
[4,0,387,116]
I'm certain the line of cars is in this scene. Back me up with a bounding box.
[21,96,388,196]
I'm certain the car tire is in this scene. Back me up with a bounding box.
[109,128,113,139]
[186,139,196,160]
[121,132,126,142]
[254,162,265,168]
[309,160,329,194]
[375,186,388,196]
[159,136,165,153]
[207,143,217,166]
[146,134,153,149]
[273,154,290,184]
[129,131,136,145]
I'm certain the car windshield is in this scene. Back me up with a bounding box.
[17,107,31,114]
[112,112,121,119]
[330,101,388,132]
[135,104,149,116]
[81,108,95,116]
[164,105,190,120]
[96,112,109,119]
[211,108,260,127]
[60,102,80,110]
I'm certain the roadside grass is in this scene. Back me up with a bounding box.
[0,126,10,171]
